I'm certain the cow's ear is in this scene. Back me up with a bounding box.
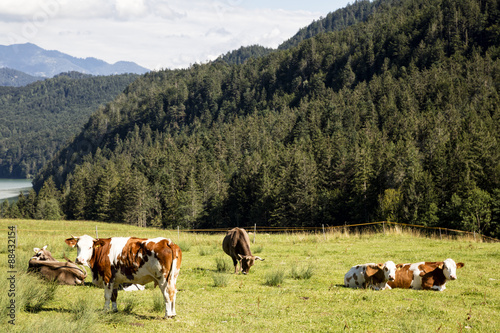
[456,262,465,269]
[418,263,437,275]
[65,237,78,247]
[33,247,40,253]
[396,264,404,270]
[366,264,379,277]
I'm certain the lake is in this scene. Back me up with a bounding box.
[0,179,33,202]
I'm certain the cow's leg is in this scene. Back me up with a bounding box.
[104,285,113,310]
[111,288,118,311]
[232,257,239,274]
[158,277,175,318]
[104,284,118,311]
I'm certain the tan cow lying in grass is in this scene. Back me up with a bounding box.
[28,245,87,285]
[344,261,397,290]
[388,258,464,291]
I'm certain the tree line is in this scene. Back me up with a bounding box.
[4,0,499,238]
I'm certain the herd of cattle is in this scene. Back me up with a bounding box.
[27,227,465,318]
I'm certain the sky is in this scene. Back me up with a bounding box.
[0,0,352,70]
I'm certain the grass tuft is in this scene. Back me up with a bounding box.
[265,268,285,287]
[290,264,314,280]
[215,256,231,272]
[212,273,230,287]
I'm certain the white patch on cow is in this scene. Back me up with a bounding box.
[75,235,96,267]
[109,237,131,265]
[443,258,458,280]
[410,262,424,289]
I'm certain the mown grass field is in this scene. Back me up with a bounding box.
[1,219,499,332]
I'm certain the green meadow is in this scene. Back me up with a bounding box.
[1,219,499,332]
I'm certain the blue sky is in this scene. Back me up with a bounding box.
[0,0,352,70]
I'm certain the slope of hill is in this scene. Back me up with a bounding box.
[0,73,140,178]
[32,0,500,237]
[0,43,149,78]
[217,0,380,65]
[0,67,42,87]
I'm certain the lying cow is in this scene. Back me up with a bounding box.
[223,227,264,274]
[32,245,56,261]
[388,258,464,291]
[344,261,397,290]
[65,235,182,318]
[28,246,87,285]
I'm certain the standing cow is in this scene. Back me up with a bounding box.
[28,245,87,285]
[344,261,397,290]
[388,258,464,291]
[223,228,264,274]
[65,235,181,318]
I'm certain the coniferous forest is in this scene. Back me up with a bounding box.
[4,0,500,238]
[0,72,139,178]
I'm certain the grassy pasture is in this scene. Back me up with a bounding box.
[0,219,499,332]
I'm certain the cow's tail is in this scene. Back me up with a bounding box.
[167,243,181,282]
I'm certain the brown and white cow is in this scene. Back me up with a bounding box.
[223,228,264,274]
[65,235,181,318]
[28,246,87,285]
[388,258,464,291]
[344,261,397,290]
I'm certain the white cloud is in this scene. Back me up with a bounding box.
[0,0,348,70]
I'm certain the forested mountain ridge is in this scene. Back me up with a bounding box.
[0,67,42,87]
[25,0,500,237]
[0,73,140,178]
[217,0,379,65]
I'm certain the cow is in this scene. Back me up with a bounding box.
[65,235,182,318]
[344,261,397,290]
[388,258,464,291]
[32,245,56,261]
[222,227,264,274]
[28,246,87,285]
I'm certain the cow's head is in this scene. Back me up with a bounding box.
[65,235,95,267]
[366,261,397,282]
[32,245,53,260]
[238,254,264,274]
[442,258,464,280]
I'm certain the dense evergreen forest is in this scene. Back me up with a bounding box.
[0,72,139,178]
[4,0,499,238]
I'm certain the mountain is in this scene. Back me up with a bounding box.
[0,67,43,87]
[30,0,500,237]
[0,72,140,178]
[0,43,150,78]
[217,0,379,65]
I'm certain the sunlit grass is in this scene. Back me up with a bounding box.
[0,219,499,332]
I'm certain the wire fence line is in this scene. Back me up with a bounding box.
[2,221,498,242]
[181,221,499,243]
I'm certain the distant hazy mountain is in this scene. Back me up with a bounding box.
[0,43,150,78]
[0,67,42,86]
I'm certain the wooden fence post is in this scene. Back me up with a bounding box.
[253,224,256,244]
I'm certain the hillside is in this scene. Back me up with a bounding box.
[0,67,42,87]
[31,0,500,237]
[0,72,140,178]
[218,0,379,65]
[0,43,149,78]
